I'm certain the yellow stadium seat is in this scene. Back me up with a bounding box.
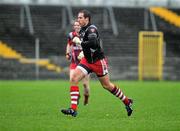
[150,7,180,27]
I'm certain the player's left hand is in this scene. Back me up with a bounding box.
[72,37,81,45]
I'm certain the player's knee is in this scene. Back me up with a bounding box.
[83,83,88,88]
[70,77,78,85]
[102,83,110,90]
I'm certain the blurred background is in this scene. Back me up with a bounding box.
[0,0,180,80]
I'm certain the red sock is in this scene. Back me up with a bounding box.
[70,85,79,110]
[111,85,130,106]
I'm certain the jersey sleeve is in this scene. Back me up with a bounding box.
[81,26,98,48]
[88,26,98,37]
[67,32,79,46]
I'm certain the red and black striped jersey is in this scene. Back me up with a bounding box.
[79,23,105,63]
[67,31,82,64]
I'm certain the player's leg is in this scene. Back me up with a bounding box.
[61,67,87,117]
[98,74,133,116]
[70,69,90,105]
[91,58,133,116]
[69,69,74,80]
[69,69,81,104]
[82,75,90,105]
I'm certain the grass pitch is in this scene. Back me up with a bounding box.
[0,80,180,131]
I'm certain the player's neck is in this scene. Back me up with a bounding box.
[82,22,91,29]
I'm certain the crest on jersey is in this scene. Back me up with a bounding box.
[90,28,95,32]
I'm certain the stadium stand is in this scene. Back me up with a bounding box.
[151,8,180,80]
[0,57,68,80]
[30,5,65,57]
[0,41,22,59]
[150,7,180,27]
[0,5,141,57]
[0,5,36,58]
[0,40,63,79]
[0,4,180,80]
[152,10,180,57]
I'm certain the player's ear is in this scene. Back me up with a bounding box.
[85,17,89,23]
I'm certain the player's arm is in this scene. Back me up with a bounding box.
[65,43,71,60]
[66,34,72,60]
[77,51,84,60]
[81,27,98,48]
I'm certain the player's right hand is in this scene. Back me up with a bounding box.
[78,51,84,60]
[72,37,81,45]
[65,53,71,60]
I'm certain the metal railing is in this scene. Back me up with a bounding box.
[144,8,158,31]
[20,5,34,34]
[107,6,119,36]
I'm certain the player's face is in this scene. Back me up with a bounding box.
[77,13,88,27]
[73,21,80,33]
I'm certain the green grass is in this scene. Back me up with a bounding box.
[0,80,180,131]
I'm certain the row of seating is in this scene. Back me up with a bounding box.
[154,13,180,57]
[150,7,180,27]
[0,57,66,79]
[0,41,62,73]
[0,41,22,59]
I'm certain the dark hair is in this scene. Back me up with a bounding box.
[79,9,91,22]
